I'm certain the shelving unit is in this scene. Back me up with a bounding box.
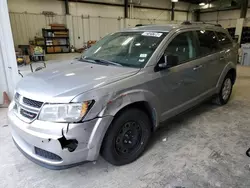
[42,28,70,54]
[241,27,250,44]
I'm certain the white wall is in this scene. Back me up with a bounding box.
[8,0,65,14]
[200,9,250,28]
[68,2,124,17]
[8,0,191,48]
[200,10,240,28]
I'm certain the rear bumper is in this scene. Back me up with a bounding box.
[8,110,113,169]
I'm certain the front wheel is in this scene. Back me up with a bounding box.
[214,74,233,105]
[101,108,151,166]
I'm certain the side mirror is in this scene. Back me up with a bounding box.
[155,54,178,71]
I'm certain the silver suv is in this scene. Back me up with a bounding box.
[8,23,237,169]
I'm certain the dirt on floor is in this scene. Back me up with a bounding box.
[0,66,250,188]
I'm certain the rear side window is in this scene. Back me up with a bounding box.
[196,30,220,56]
[165,31,197,65]
[216,32,232,47]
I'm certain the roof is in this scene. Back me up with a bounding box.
[122,24,180,32]
[122,23,224,33]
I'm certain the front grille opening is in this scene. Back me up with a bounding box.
[20,109,37,119]
[13,103,18,111]
[23,97,43,108]
[34,147,62,161]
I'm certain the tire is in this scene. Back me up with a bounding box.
[214,73,233,105]
[101,108,151,166]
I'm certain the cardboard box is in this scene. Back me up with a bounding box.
[53,39,59,45]
[54,47,61,53]
[50,24,66,30]
[50,24,65,27]
[47,47,54,53]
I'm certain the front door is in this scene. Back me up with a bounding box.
[153,31,203,121]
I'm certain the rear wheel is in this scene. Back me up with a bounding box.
[214,74,233,105]
[101,108,151,166]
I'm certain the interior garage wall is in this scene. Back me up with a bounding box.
[200,9,250,28]
[9,13,66,46]
[8,0,191,48]
[7,0,65,14]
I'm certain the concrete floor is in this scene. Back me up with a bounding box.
[1,65,250,188]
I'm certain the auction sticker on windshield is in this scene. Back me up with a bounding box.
[142,32,163,37]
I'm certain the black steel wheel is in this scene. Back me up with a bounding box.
[101,108,151,166]
[115,121,142,156]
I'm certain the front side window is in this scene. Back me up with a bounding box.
[216,32,232,47]
[82,32,167,68]
[165,31,197,65]
[196,30,220,56]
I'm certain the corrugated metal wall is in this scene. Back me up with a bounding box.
[70,16,121,48]
[9,12,121,48]
[9,12,65,46]
[200,10,241,28]
[9,12,187,49]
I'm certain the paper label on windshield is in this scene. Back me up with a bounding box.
[142,32,163,37]
[140,54,147,58]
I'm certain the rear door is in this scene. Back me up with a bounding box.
[195,30,221,92]
[215,31,235,71]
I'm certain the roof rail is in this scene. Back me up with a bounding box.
[135,24,144,27]
[181,21,192,25]
[181,21,222,27]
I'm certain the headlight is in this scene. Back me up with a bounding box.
[38,101,94,122]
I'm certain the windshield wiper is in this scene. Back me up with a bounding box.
[93,59,123,67]
[81,57,123,67]
[79,57,96,63]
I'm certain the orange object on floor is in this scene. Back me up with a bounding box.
[3,91,10,106]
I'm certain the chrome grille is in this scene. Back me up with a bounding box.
[23,97,43,108]
[14,93,43,122]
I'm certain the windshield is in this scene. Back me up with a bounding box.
[82,31,167,68]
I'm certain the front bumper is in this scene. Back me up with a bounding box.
[8,110,113,169]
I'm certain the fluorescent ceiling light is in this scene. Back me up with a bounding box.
[171,0,178,2]
[199,2,206,6]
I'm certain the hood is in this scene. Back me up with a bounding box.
[16,60,140,103]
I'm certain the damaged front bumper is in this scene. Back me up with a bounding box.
[8,110,113,169]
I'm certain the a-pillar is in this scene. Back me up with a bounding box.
[0,0,19,103]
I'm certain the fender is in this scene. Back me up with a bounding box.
[216,61,236,93]
[99,89,161,128]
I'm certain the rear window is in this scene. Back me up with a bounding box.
[216,32,232,47]
[196,30,220,56]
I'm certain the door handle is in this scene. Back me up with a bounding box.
[220,57,225,60]
[193,65,203,71]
